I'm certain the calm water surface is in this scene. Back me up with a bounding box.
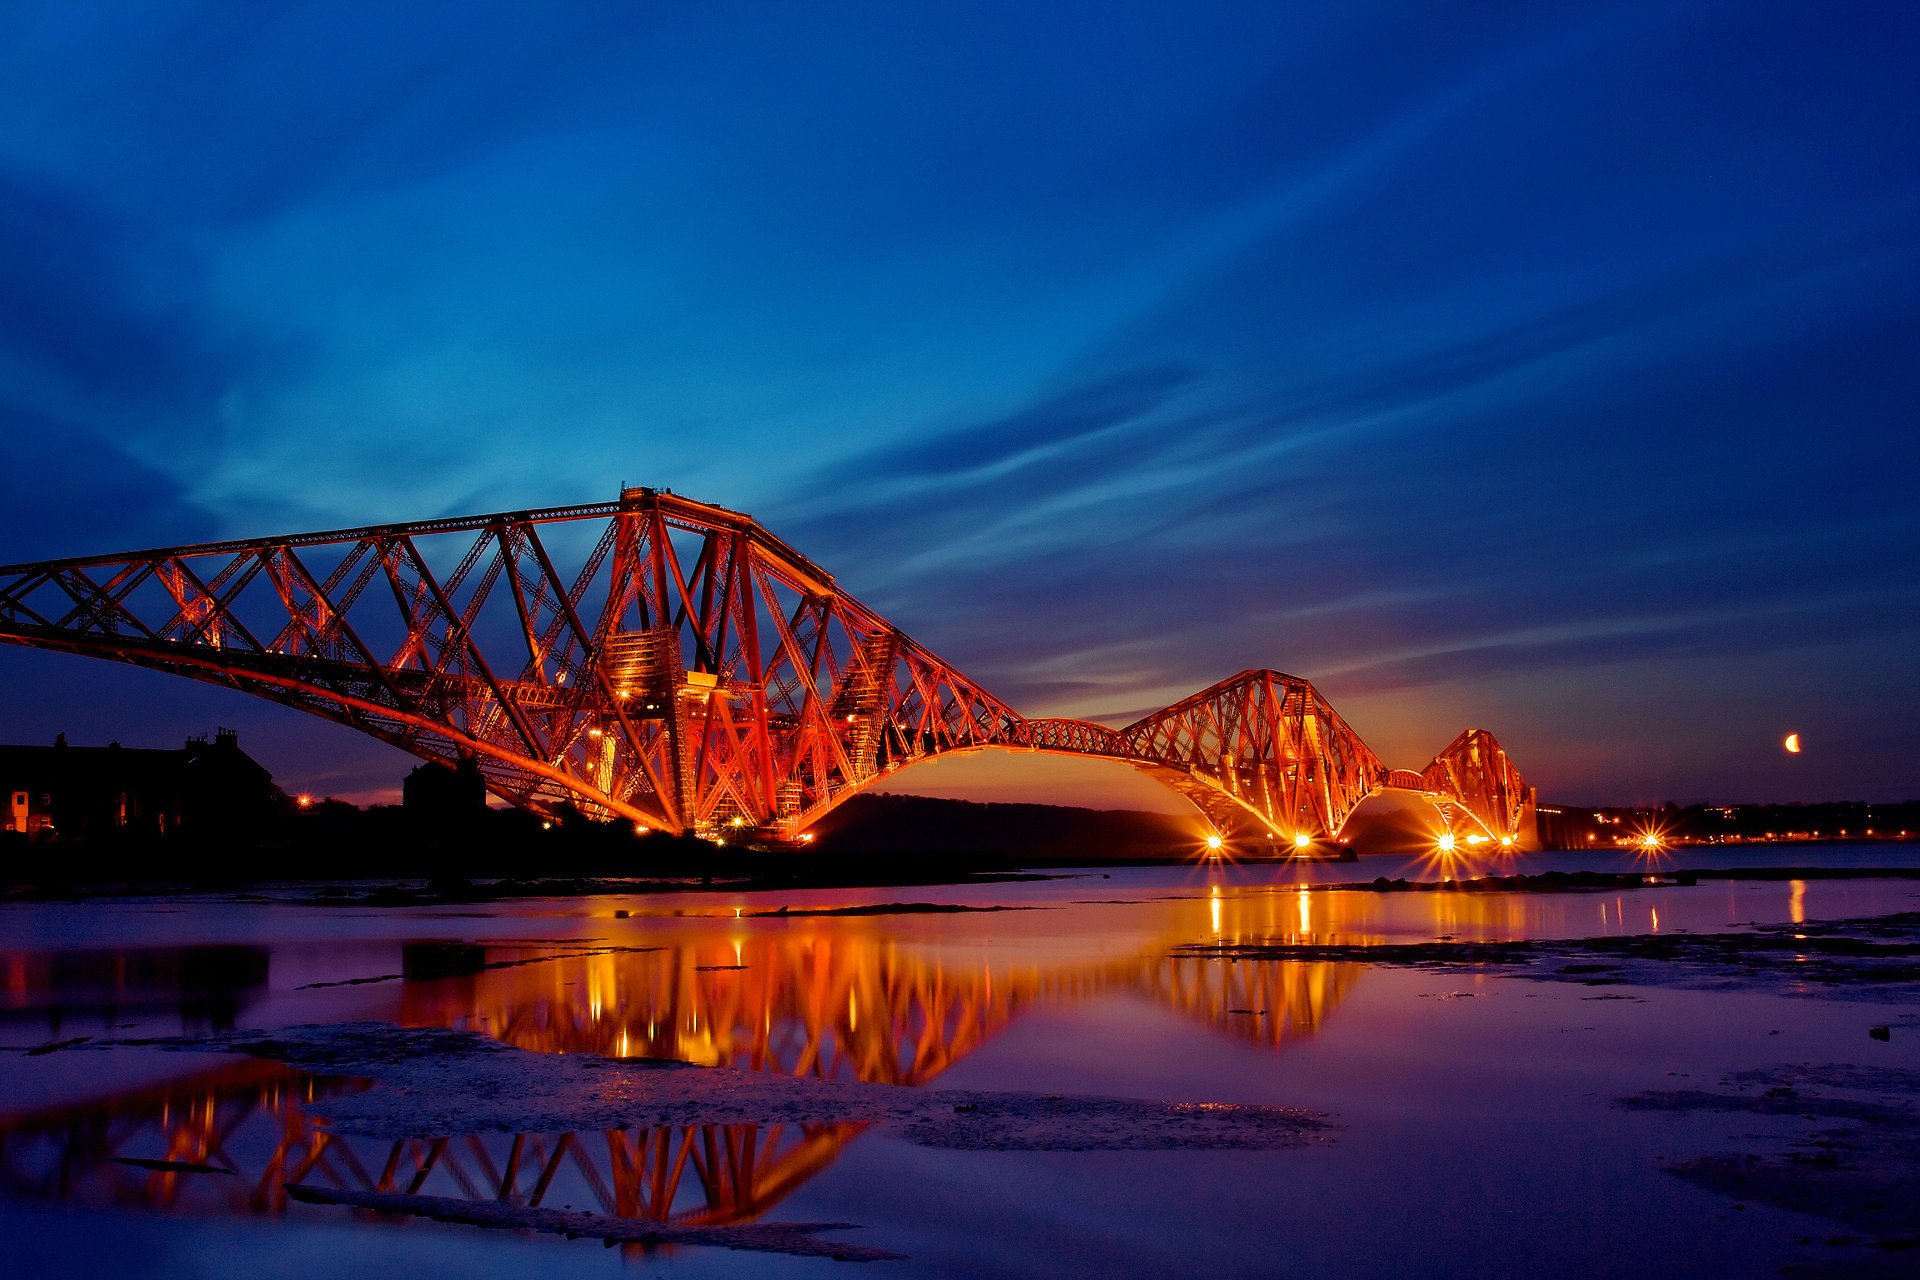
[2,843,1917,1278]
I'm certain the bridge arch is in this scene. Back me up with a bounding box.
[1336,788,1476,853]
[793,737,1264,848]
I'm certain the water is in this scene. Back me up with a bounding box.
[2,843,1917,1277]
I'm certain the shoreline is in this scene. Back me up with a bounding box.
[8,858,1920,906]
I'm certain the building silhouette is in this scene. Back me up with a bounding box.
[402,756,487,829]
[1,729,276,841]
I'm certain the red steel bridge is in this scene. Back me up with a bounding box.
[0,487,1535,847]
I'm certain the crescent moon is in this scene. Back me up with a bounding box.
[1784,733,1801,754]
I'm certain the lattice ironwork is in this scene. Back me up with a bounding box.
[0,489,1023,841]
[1419,728,1534,840]
[1027,718,1130,755]
[0,488,1537,845]
[1114,670,1387,839]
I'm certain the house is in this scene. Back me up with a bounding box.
[0,729,277,840]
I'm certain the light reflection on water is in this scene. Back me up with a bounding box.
[0,921,1357,1239]
[396,928,1356,1070]
[0,849,1916,1262]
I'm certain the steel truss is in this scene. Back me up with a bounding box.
[0,487,1535,843]
[1420,728,1533,841]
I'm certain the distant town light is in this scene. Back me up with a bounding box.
[295,793,314,809]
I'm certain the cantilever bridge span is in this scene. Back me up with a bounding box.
[0,488,1535,847]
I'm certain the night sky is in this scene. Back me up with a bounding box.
[1,2,1915,809]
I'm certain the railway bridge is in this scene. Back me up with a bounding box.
[0,487,1535,848]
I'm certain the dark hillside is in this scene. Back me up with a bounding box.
[812,793,1202,862]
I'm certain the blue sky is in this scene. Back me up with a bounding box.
[1,1,1915,807]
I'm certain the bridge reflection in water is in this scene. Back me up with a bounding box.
[0,902,1364,1242]
[0,1059,853,1234]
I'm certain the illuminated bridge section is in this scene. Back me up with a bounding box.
[0,489,1022,841]
[1033,676,1534,845]
[0,487,1537,845]
[1420,729,1532,843]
